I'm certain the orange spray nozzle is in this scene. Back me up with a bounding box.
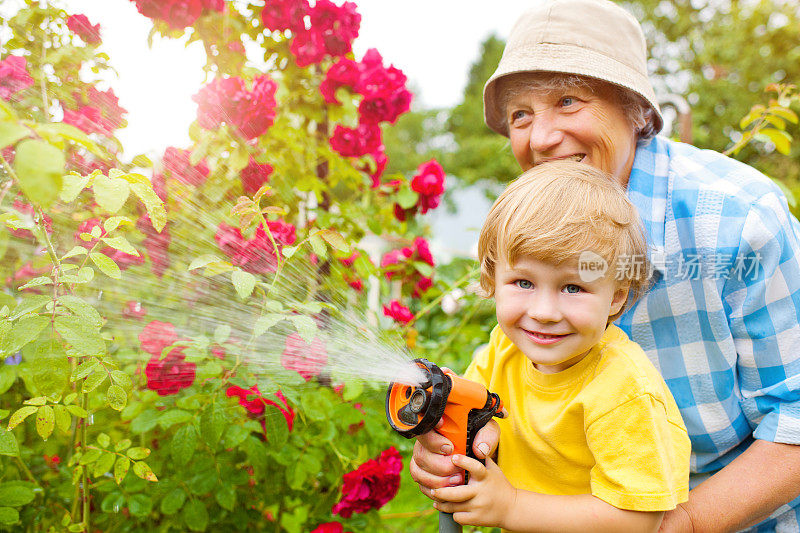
[386,359,504,457]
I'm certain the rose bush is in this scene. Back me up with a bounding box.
[0,1,482,531]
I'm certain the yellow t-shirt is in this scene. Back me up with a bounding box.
[465,324,690,512]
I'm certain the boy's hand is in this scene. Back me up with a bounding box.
[410,418,502,498]
[430,454,516,528]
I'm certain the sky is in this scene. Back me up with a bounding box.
[48,0,539,159]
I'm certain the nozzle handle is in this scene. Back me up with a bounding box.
[439,511,461,533]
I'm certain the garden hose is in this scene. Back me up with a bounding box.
[386,358,504,533]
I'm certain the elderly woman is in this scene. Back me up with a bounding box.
[410,0,800,532]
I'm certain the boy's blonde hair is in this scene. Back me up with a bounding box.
[478,160,649,318]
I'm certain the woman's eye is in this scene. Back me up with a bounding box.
[509,109,529,123]
[515,279,533,289]
[563,284,582,294]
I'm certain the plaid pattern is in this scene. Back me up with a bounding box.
[616,137,800,532]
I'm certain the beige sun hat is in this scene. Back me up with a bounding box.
[483,0,663,137]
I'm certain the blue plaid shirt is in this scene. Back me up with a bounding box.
[616,136,800,532]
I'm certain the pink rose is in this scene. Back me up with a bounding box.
[66,14,101,44]
[382,300,414,324]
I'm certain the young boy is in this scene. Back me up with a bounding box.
[431,161,690,532]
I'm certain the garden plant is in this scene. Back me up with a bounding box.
[1,1,799,532]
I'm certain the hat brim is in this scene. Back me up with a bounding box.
[483,42,663,137]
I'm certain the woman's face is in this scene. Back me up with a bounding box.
[504,80,638,188]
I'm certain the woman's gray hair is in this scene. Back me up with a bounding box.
[497,72,658,141]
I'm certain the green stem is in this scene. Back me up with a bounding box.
[81,393,90,531]
[14,456,39,487]
[430,299,484,361]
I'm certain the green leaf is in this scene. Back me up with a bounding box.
[126,447,151,460]
[103,216,132,233]
[92,173,130,213]
[413,261,434,277]
[106,384,127,411]
[188,254,222,271]
[55,315,105,356]
[132,460,158,482]
[200,405,227,448]
[109,370,133,390]
[92,451,115,478]
[35,405,54,440]
[65,404,88,418]
[101,236,139,256]
[762,128,792,155]
[58,295,103,329]
[160,487,186,515]
[72,359,100,381]
[9,295,50,320]
[342,379,363,401]
[61,245,88,261]
[231,270,256,299]
[132,154,153,167]
[183,499,209,532]
[397,186,418,209]
[114,439,132,452]
[0,428,19,457]
[53,405,71,433]
[31,341,70,397]
[769,105,798,124]
[262,404,289,448]
[290,315,317,344]
[309,233,327,260]
[113,456,130,484]
[215,484,236,511]
[130,408,159,433]
[0,506,19,525]
[23,396,47,407]
[0,364,16,395]
[82,370,107,393]
[0,122,29,149]
[127,176,166,232]
[59,174,90,203]
[7,405,37,430]
[1,315,49,355]
[171,425,198,466]
[318,229,349,252]
[157,409,192,429]
[0,482,34,506]
[18,276,52,290]
[89,252,121,279]
[79,448,102,465]
[12,139,64,208]
[253,313,283,337]
[127,494,153,517]
[32,122,103,156]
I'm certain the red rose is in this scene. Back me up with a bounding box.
[193,75,277,140]
[145,346,195,396]
[320,58,361,104]
[67,87,127,136]
[332,447,403,518]
[410,159,446,214]
[66,14,101,44]
[382,300,414,324]
[137,215,171,277]
[261,0,309,32]
[0,55,34,101]
[63,106,103,134]
[226,385,295,431]
[241,158,273,196]
[290,0,360,67]
[412,237,434,267]
[138,320,178,356]
[330,122,382,158]
[281,333,327,381]
[215,222,293,275]
[162,147,209,186]
[132,0,224,30]
[123,301,147,319]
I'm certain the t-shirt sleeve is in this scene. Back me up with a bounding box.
[723,193,800,444]
[585,393,690,512]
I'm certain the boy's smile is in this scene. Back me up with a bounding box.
[494,255,628,373]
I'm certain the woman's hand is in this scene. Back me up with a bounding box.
[431,454,516,528]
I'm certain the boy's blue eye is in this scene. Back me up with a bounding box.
[560,96,575,107]
[563,284,581,294]
[515,279,533,289]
